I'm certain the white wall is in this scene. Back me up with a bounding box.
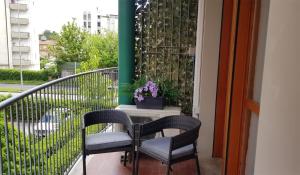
[0,0,12,68]
[254,0,300,175]
[194,0,223,158]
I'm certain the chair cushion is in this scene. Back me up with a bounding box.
[140,137,194,162]
[85,132,132,151]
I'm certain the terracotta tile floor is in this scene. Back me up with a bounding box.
[69,152,222,175]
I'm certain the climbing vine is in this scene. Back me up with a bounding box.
[134,0,198,113]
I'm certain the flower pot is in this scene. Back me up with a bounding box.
[134,96,165,110]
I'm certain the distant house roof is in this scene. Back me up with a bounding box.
[39,40,56,46]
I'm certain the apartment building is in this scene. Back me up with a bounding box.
[0,0,40,70]
[80,7,118,34]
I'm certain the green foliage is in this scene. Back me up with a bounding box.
[40,57,49,69]
[49,21,88,72]
[0,94,12,102]
[0,69,50,81]
[50,21,118,74]
[39,30,59,40]
[79,32,118,72]
[134,0,198,113]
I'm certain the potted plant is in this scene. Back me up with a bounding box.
[134,80,164,109]
[130,77,180,110]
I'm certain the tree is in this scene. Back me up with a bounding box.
[39,30,58,40]
[49,21,88,71]
[79,31,118,72]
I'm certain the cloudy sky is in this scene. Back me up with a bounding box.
[34,0,118,34]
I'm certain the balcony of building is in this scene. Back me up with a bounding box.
[10,17,29,25]
[12,45,30,53]
[11,31,30,39]
[9,3,28,11]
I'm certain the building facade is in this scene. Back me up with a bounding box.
[0,0,40,70]
[80,7,118,34]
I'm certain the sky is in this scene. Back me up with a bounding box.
[34,0,118,34]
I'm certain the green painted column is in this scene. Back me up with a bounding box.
[118,0,135,104]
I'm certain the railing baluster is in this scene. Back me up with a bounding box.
[15,102,22,175]
[25,96,33,175]
[34,92,41,175]
[42,89,48,175]
[38,91,44,175]
[52,85,59,174]
[30,95,37,175]
[60,82,65,173]
[10,106,17,175]
[0,116,3,175]
[46,87,52,175]
[3,108,11,175]
[21,99,27,175]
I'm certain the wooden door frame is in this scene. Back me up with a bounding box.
[213,0,261,174]
[213,0,239,159]
[226,0,261,174]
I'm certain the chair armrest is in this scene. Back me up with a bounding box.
[171,128,199,150]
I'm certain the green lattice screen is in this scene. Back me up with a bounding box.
[134,0,199,113]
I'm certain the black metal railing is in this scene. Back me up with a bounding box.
[0,68,118,175]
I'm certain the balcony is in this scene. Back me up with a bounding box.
[12,46,30,53]
[12,57,31,65]
[10,17,29,25]
[9,3,28,11]
[0,67,220,175]
[11,31,30,39]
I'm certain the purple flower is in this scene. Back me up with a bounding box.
[137,95,144,102]
[134,92,138,98]
[138,88,143,93]
[134,80,160,101]
[152,91,158,97]
[144,86,148,91]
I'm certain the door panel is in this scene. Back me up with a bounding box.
[225,0,263,174]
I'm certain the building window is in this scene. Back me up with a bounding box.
[98,15,100,19]
[83,14,87,20]
[88,22,91,28]
[97,22,101,27]
[88,13,91,20]
[97,30,100,34]
[83,22,87,28]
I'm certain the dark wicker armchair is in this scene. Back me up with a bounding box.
[82,110,135,175]
[135,115,201,175]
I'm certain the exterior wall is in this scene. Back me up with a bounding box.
[254,0,300,175]
[79,7,118,34]
[39,40,56,59]
[194,0,223,158]
[0,0,40,70]
[0,0,12,68]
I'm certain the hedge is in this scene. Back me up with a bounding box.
[0,69,50,81]
[0,94,12,102]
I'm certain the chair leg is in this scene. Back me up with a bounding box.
[195,155,201,175]
[82,154,87,175]
[131,150,136,175]
[166,164,171,175]
[124,151,128,166]
[135,151,140,175]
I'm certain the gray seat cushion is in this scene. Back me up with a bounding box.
[85,132,132,151]
[140,137,194,162]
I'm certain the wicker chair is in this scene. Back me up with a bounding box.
[135,115,201,175]
[82,110,135,175]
